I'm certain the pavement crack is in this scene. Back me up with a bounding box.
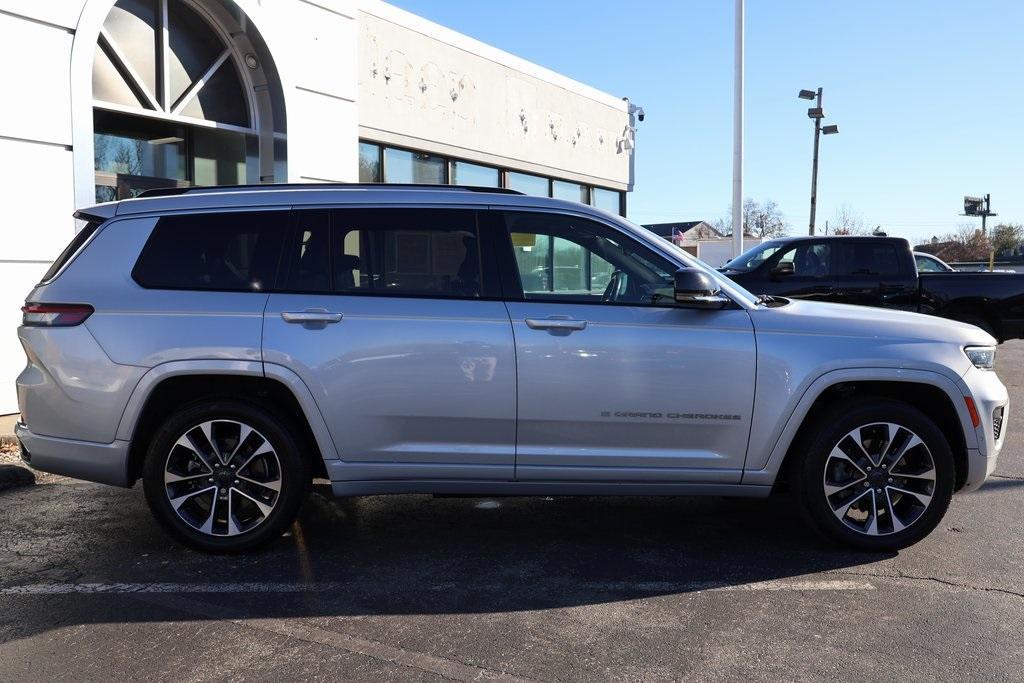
[827,569,1024,600]
[990,474,1024,480]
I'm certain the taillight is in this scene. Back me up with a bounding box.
[21,303,94,327]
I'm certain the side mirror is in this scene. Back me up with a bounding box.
[770,261,795,277]
[673,268,730,309]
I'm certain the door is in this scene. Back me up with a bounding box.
[262,207,517,481]
[759,240,834,301]
[832,240,915,309]
[495,210,756,483]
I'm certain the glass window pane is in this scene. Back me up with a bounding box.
[359,142,381,182]
[167,0,226,107]
[102,0,158,101]
[93,43,146,109]
[553,237,588,293]
[511,232,551,293]
[451,161,499,187]
[284,211,331,292]
[93,110,187,180]
[132,211,288,291]
[591,187,622,215]
[384,148,446,184]
[502,211,676,305]
[180,59,250,127]
[274,138,288,183]
[332,209,482,297]
[192,128,250,185]
[506,171,548,197]
[590,252,615,292]
[552,180,588,204]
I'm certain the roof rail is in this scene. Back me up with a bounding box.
[136,183,524,199]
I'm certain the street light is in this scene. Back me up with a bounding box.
[799,87,840,235]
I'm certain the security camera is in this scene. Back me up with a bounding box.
[627,103,645,122]
[637,109,645,122]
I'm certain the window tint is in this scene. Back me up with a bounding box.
[334,209,481,297]
[835,242,902,276]
[774,242,831,276]
[132,211,286,291]
[503,212,675,305]
[282,209,484,298]
[41,221,102,283]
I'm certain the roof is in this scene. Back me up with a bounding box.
[642,221,722,238]
[76,183,616,221]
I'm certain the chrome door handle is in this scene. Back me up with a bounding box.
[525,317,587,331]
[281,310,343,324]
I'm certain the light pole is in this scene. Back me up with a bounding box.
[731,0,745,257]
[798,88,839,235]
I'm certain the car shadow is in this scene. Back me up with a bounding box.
[0,483,896,642]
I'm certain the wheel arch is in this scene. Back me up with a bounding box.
[746,369,977,492]
[117,361,338,486]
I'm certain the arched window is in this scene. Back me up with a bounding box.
[92,0,283,200]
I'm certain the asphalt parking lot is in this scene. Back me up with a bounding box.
[1,344,1022,681]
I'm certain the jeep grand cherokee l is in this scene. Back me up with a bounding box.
[16,185,1008,552]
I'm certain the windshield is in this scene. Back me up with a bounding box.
[722,240,786,272]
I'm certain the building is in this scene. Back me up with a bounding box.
[0,0,638,412]
[643,221,722,245]
[641,220,758,267]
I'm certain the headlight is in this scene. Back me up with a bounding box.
[964,345,996,370]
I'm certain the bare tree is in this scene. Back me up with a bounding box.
[713,198,789,238]
[829,205,869,235]
[933,224,990,262]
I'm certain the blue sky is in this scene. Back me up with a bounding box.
[389,1,1023,244]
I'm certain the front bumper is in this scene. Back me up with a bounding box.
[959,366,1009,492]
[15,422,131,487]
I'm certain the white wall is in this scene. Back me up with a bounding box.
[358,1,632,190]
[0,0,629,415]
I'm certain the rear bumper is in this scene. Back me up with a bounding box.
[15,422,131,487]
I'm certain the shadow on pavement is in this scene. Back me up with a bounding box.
[0,482,895,642]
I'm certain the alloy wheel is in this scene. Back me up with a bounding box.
[822,422,936,536]
[163,419,282,537]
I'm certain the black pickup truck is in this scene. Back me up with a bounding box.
[720,236,1024,341]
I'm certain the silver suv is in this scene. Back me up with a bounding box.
[16,185,1008,552]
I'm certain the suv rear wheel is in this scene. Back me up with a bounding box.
[793,398,955,551]
[142,399,309,552]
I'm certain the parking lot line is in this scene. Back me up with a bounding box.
[0,578,874,595]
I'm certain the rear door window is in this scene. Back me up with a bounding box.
[835,242,902,276]
[281,208,490,298]
[132,211,287,291]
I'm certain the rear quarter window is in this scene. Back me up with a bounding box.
[132,211,287,292]
[39,221,102,283]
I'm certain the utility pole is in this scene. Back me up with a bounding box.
[731,0,744,257]
[808,87,822,235]
[798,87,839,235]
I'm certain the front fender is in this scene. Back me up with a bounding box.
[742,367,977,486]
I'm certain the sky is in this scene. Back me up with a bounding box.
[388,0,1024,245]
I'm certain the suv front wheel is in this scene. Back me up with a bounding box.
[794,398,955,551]
[142,399,310,552]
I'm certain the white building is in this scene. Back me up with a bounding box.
[0,0,637,413]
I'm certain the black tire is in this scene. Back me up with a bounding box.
[793,397,955,552]
[142,398,310,553]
